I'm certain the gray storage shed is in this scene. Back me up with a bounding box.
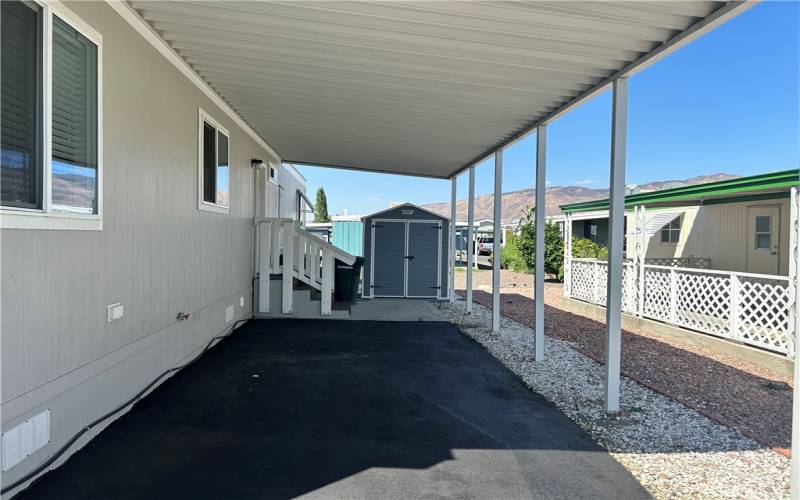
[363,203,449,299]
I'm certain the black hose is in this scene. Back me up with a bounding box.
[1,317,250,495]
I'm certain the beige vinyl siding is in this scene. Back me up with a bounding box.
[632,198,791,275]
[1,2,275,488]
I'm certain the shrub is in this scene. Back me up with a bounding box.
[571,237,607,260]
[500,233,530,273]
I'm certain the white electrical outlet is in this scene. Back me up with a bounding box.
[107,303,124,322]
[225,305,234,322]
[240,296,244,307]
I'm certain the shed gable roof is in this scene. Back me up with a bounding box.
[363,203,449,221]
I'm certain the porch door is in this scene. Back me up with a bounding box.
[406,221,441,298]
[747,205,780,275]
[372,221,406,297]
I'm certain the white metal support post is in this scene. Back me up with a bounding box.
[466,166,476,313]
[534,125,547,360]
[258,220,271,313]
[789,186,799,498]
[492,151,503,333]
[321,250,333,315]
[563,213,572,297]
[637,205,647,317]
[450,177,457,303]
[282,221,294,314]
[604,77,629,413]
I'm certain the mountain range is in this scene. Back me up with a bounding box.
[421,173,738,222]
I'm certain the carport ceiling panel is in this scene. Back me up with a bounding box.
[132,1,729,178]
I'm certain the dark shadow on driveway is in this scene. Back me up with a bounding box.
[19,319,648,500]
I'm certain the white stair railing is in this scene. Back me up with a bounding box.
[255,218,357,315]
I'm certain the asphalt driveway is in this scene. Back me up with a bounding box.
[19,319,648,499]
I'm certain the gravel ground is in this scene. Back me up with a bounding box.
[455,269,793,453]
[438,298,790,499]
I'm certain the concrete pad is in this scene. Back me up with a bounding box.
[350,298,446,321]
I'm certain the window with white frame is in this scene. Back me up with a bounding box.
[754,215,771,250]
[660,217,681,244]
[1,0,101,226]
[198,109,230,213]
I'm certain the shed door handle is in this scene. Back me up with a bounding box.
[404,256,415,260]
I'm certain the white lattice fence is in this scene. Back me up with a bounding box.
[736,275,791,353]
[672,269,731,337]
[570,259,599,303]
[642,268,670,322]
[570,260,636,314]
[569,259,792,355]
[644,257,711,269]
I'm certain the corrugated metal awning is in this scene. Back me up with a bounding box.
[131,1,752,178]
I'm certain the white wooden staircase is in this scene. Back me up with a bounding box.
[255,218,358,318]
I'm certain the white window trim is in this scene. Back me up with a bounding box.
[0,0,103,231]
[1,0,103,231]
[197,108,230,214]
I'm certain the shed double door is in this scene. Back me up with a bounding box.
[372,220,442,298]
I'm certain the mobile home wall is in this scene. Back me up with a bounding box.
[1,2,276,492]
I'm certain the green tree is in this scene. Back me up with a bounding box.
[508,207,565,280]
[313,187,330,223]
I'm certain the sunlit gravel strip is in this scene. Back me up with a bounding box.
[437,300,789,499]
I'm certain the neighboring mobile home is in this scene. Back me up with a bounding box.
[560,170,799,276]
[560,170,800,357]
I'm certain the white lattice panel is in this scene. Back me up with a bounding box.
[642,269,670,321]
[622,263,637,314]
[674,271,730,336]
[595,262,608,306]
[737,277,790,353]
[570,260,598,303]
[570,260,634,312]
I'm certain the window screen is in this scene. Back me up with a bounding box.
[51,15,98,213]
[1,1,42,208]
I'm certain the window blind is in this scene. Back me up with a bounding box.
[203,122,216,203]
[1,1,42,208]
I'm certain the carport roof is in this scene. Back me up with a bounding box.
[127,1,753,179]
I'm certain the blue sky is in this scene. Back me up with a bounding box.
[298,1,799,215]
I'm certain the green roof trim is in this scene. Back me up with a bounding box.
[560,169,800,213]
